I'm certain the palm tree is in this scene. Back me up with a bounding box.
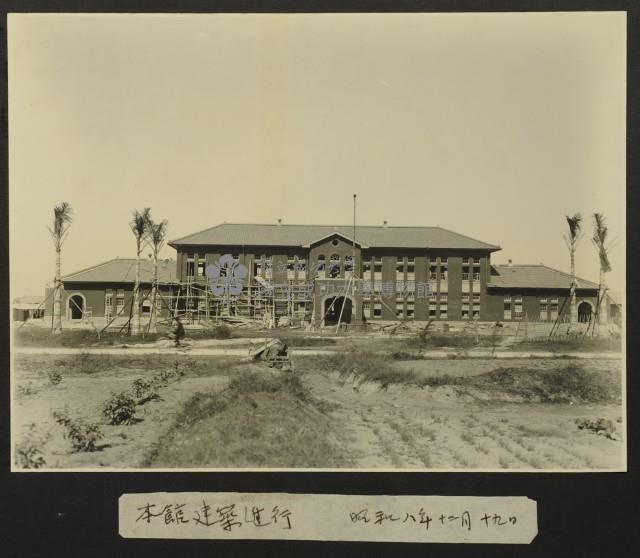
[144,214,168,334]
[48,202,73,334]
[564,213,582,325]
[592,213,611,326]
[130,208,150,336]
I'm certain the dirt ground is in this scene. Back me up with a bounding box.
[12,356,230,469]
[304,359,624,470]
[12,353,624,470]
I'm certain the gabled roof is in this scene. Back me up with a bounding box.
[301,231,369,249]
[488,265,599,290]
[62,258,177,284]
[169,222,500,251]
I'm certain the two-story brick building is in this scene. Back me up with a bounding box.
[44,222,614,328]
[167,222,608,326]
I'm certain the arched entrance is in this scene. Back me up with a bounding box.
[578,301,593,323]
[68,294,85,320]
[324,296,352,326]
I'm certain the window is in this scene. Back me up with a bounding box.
[197,260,206,277]
[461,272,470,280]
[407,257,415,280]
[472,272,480,281]
[540,302,548,321]
[287,255,296,279]
[440,269,448,280]
[504,297,512,320]
[373,302,382,317]
[116,294,125,312]
[462,294,470,302]
[514,297,523,320]
[440,309,448,319]
[265,256,273,279]
[373,257,382,280]
[254,259,264,277]
[473,294,480,302]
[297,258,307,280]
[329,254,341,278]
[462,257,469,264]
[345,255,354,277]
[105,293,113,319]
[316,255,326,278]
[429,265,437,281]
[363,300,372,319]
[462,308,470,319]
[186,254,195,277]
[550,298,559,320]
[406,302,415,318]
[440,294,448,302]
[363,260,372,280]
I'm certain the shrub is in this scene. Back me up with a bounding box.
[14,425,47,468]
[53,409,103,452]
[405,330,477,349]
[575,418,617,440]
[209,324,232,339]
[48,370,63,386]
[129,378,155,399]
[102,392,137,425]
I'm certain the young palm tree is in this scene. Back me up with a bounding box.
[144,214,168,334]
[48,202,73,334]
[130,208,151,336]
[592,212,611,326]
[564,213,582,325]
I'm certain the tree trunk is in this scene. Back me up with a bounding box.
[131,245,141,336]
[52,247,63,334]
[148,253,158,334]
[569,247,577,325]
[598,267,608,325]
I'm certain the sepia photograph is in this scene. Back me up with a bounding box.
[8,11,626,472]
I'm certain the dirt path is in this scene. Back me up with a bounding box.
[305,372,624,471]
[13,346,622,360]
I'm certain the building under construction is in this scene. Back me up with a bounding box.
[43,222,620,329]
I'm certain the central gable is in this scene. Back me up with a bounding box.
[302,231,368,249]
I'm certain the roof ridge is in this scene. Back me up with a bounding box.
[540,264,598,287]
[435,224,501,250]
[169,222,225,245]
[62,258,123,280]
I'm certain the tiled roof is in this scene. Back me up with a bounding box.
[169,223,501,251]
[488,265,599,290]
[62,258,177,284]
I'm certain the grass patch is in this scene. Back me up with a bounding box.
[404,329,499,350]
[516,335,621,353]
[280,336,337,347]
[13,353,236,378]
[300,350,620,403]
[472,366,621,403]
[13,326,168,348]
[144,370,352,468]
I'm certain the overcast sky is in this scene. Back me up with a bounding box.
[9,12,626,298]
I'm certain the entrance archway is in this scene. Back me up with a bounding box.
[578,301,593,323]
[324,296,352,326]
[68,294,85,320]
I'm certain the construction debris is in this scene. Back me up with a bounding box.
[248,338,292,370]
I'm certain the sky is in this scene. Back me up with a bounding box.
[8,12,626,298]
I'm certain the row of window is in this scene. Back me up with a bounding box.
[183,253,484,281]
[504,297,559,320]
